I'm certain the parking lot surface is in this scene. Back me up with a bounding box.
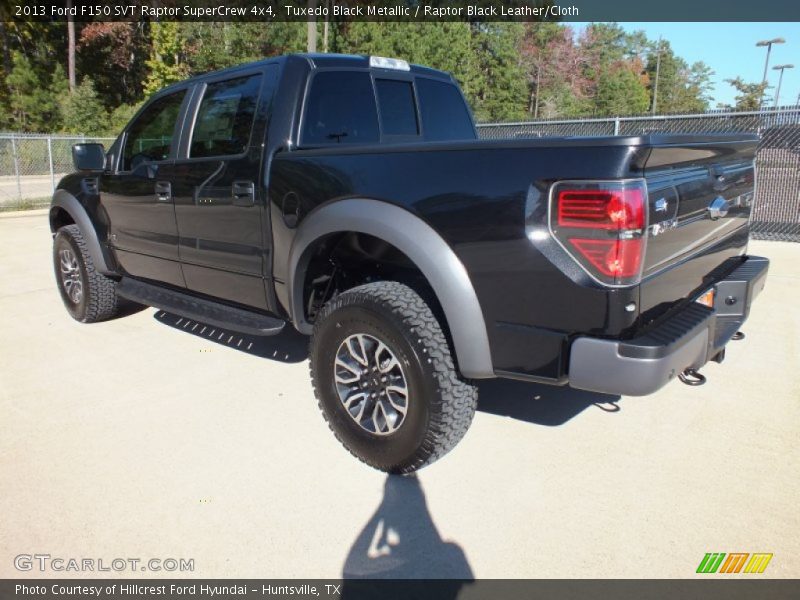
[1,211,798,578]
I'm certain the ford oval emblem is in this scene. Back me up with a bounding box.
[708,196,731,220]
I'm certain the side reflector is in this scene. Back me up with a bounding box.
[695,288,715,308]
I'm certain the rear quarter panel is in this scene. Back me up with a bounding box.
[269,140,646,380]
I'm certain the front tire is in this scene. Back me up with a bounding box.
[310,281,478,473]
[53,224,120,323]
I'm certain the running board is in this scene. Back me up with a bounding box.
[118,278,286,336]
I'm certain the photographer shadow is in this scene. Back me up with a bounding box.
[342,475,472,596]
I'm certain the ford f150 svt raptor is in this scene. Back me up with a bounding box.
[51,54,768,473]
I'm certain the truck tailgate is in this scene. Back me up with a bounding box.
[639,135,758,323]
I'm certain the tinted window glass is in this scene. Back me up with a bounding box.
[190,74,262,158]
[415,78,475,141]
[123,91,185,170]
[376,79,418,136]
[303,71,379,145]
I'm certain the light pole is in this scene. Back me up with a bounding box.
[756,38,785,108]
[772,64,794,107]
[652,37,662,116]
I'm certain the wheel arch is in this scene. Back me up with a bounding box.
[49,190,113,275]
[288,198,494,379]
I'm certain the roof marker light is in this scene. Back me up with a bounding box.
[369,56,411,71]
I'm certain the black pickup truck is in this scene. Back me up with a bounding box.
[51,54,768,473]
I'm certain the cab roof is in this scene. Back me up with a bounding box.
[158,53,453,94]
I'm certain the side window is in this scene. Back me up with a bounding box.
[415,78,476,142]
[190,74,262,158]
[302,71,379,145]
[122,91,185,171]
[376,79,418,136]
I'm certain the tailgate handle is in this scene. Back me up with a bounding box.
[232,181,255,207]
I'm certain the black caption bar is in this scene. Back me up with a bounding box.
[6,0,800,22]
[3,580,800,600]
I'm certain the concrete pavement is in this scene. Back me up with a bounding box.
[1,212,798,579]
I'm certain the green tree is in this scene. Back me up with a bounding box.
[107,102,142,136]
[467,23,527,121]
[646,42,713,113]
[60,77,108,134]
[143,22,187,96]
[5,51,60,131]
[77,22,149,110]
[521,23,593,118]
[596,66,650,115]
[724,77,768,110]
[578,24,650,116]
[183,22,307,74]
[331,23,485,116]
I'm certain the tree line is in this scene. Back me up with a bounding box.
[0,20,768,135]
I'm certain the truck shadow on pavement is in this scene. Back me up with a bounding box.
[152,309,619,423]
[152,310,309,363]
[342,474,473,594]
[477,379,621,426]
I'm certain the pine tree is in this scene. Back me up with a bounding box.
[646,42,713,113]
[60,77,108,134]
[6,51,60,131]
[725,78,768,111]
[143,22,187,96]
[596,66,650,116]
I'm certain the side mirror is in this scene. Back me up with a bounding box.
[72,143,106,171]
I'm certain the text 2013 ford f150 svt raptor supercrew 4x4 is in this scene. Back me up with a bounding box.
[51,54,768,472]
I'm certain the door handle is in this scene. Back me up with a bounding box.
[155,181,172,203]
[232,181,255,207]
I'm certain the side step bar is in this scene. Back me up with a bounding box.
[118,278,286,336]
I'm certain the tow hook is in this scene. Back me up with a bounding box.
[679,368,706,386]
[731,331,745,340]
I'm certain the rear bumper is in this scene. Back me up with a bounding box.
[568,256,769,396]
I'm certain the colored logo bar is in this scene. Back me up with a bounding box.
[697,553,773,574]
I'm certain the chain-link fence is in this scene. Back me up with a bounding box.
[478,106,800,242]
[3,107,799,242]
[0,133,115,211]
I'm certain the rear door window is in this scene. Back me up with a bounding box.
[415,78,475,141]
[190,74,262,158]
[376,79,419,136]
[122,91,186,171]
[302,71,379,145]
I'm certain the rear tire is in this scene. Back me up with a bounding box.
[310,281,478,473]
[53,224,121,323]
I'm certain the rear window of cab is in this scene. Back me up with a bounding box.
[301,70,474,146]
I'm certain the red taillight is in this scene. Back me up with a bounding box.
[557,188,644,230]
[550,181,647,286]
[568,238,644,278]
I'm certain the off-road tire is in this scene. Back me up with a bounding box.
[310,281,478,473]
[53,224,120,323]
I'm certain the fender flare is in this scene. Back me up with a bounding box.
[50,190,113,275]
[288,198,494,379]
